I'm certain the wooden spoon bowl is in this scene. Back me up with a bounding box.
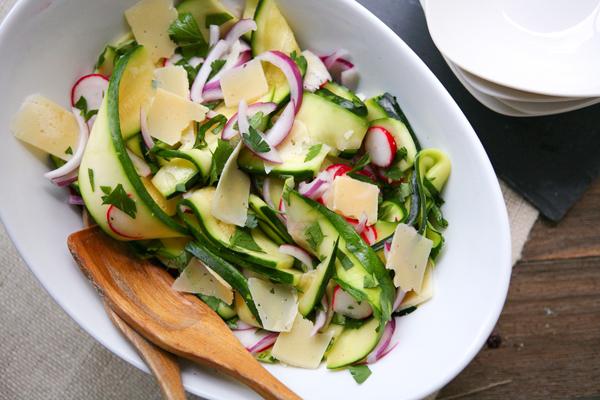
[68,226,300,400]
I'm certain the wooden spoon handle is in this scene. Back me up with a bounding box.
[105,305,186,400]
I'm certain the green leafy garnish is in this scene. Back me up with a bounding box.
[245,211,259,229]
[305,221,324,251]
[332,313,367,329]
[242,126,271,154]
[348,365,372,384]
[337,249,354,270]
[395,305,417,317]
[100,184,137,218]
[74,96,99,122]
[304,144,323,162]
[168,13,209,59]
[256,349,278,364]
[205,12,233,27]
[379,147,408,181]
[349,154,371,174]
[230,228,264,253]
[65,146,73,155]
[209,139,234,185]
[195,114,227,149]
[88,168,95,192]
[290,51,307,75]
[207,59,226,80]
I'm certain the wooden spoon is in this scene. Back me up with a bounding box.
[68,226,300,400]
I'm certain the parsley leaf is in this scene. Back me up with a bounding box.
[207,59,226,81]
[195,114,227,149]
[205,12,233,28]
[242,126,271,154]
[245,211,259,229]
[337,249,354,270]
[304,222,324,251]
[256,349,278,364]
[394,305,417,317]
[168,13,209,59]
[88,168,95,192]
[230,228,264,253]
[65,146,73,155]
[379,147,408,181]
[304,144,323,162]
[348,365,372,384]
[290,51,307,75]
[209,139,234,185]
[348,154,371,174]
[74,96,99,122]
[101,184,137,218]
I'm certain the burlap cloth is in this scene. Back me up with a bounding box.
[0,1,538,398]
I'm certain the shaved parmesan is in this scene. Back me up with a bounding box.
[330,176,379,225]
[220,60,269,108]
[386,223,433,292]
[11,94,79,161]
[247,278,298,332]
[211,142,250,226]
[154,66,190,98]
[398,261,434,311]
[125,0,177,62]
[146,88,208,145]
[172,258,233,304]
[272,315,333,369]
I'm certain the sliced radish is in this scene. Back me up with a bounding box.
[222,102,277,140]
[332,286,372,319]
[246,332,278,354]
[279,244,314,270]
[70,74,109,111]
[106,200,143,240]
[365,126,397,168]
[361,225,377,245]
[326,163,352,178]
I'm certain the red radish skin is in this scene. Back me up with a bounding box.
[365,126,397,168]
[70,74,109,109]
[105,195,143,240]
[332,286,373,319]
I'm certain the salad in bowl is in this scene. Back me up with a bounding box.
[11,0,450,383]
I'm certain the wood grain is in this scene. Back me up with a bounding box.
[68,227,300,400]
[105,306,186,400]
[439,178,600,400]
[522,179,600,261]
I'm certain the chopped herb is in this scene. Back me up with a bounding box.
[65,146,73,155]
[95,45,114,70]
[88,168,95,192]
[197,294,223,313]
[245,211,259,229]
[363,274,378,288]
[231,228,264,253]
[207,59,226,81]
[74,96,99,122]
[348,365,372,384]
[100,186,112,195]
[290,51,307,75]
[346,172,375,184]
[395,305,417,317]
[226,317,240,330]
[269,288,275,294]
[195,114,227,149]
[337,249,354,270]
[282,177,295,205]
[349,154,371,174]
[209,139,234,185]
[101,184,137,218]
[428,203,448,231]
[168,13,209,59]
[379,147,408,181]
[205,12,233,27]
[175,58,201,83]
[304,222,324,251]
[242,126,271,154]
[332,313,366,329]
[304,144,323,162]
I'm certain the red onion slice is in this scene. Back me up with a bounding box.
[202,86,224,102]
[68,193,84,206]
[209,24,220,47]
[126,149,151,177]
[222,102,277,140]
[311,308,327,336]
[224,19,257,46]
[247,332,278,354]
[207,40,243,84]
[45,108,89,181]
[392,288,407,312]
[262,176,274,207]
[53,170,79,187]
[190,40,229,103]
[279,244,314,270]
[264,101,295,147]
[341,67,360,91]
[140,108,154,149]
[366,318,396,364]
[323,49,350,69]
[256,51,303,113]
[235,50,252,67]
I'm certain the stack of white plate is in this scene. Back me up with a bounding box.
[422,0,600,117]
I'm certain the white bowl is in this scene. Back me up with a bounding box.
[0,0,511,399]
[425,0,600,97]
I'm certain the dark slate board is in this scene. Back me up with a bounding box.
[358,0,600,221]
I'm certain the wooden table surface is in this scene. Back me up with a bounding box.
[438,179,600,400]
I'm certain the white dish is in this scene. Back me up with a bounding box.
[497,96,600,116]
[0,0,511,399]
[426,0,600,97]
